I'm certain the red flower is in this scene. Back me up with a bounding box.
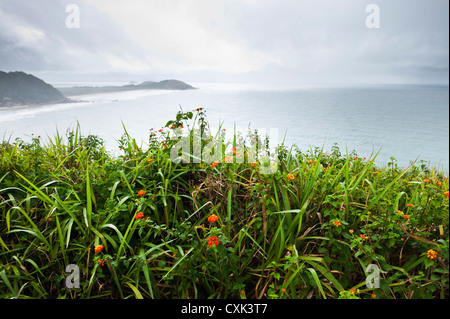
[208,214,219,223]
[207,236,219,247]
[360,234,366,240]
[137,190,145,196]
[94,245,103,253]
[135,212,144,220]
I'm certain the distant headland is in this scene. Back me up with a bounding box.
[0,70,196,106]
[57,79,197,97]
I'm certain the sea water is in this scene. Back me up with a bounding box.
[0,83,448,171]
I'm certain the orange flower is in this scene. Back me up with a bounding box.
[195,107,204,111]
[402,214,409,220]
[243,184,248,187]
[97,259,105,266]
[170,125,175,129]
[374,171,379,175]
[211,161,219,168]
[232,151,238,156]
[349,289,356,294]
[287,174,295,180]
[445,191,449,198]
[332,220,342,227]
[349,229,354,234]
[371,294,376,299]
[436,181,442,186]
[179,125,184,128]
[208,214,219,223]
[137,190,145,196]
[94,245,103,253]
[147,158,153,162]
[427,249,437,260]
[281,288,286,292]
[360,234,366,240]
[407,204,414,207]
[251,162,258,167]
[423,179,430,183]
[207,236,219,247]
[135,212,144,220]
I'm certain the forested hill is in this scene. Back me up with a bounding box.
[0,71,69,106]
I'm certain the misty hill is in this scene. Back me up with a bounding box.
[57,79,196,97]
[0,71,70,107]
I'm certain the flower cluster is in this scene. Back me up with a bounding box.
[332,220,342,227]
[207,236,219,247]
[396,210,409,220]
[135,212,144,220]
[208,214,219,223]
[427,249,438,260]
[137,190,145,196]
[94,245,103,253]
[97,259,106,267]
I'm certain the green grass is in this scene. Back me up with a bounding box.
[0,109,448,299]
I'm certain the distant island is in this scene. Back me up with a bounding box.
[0,70,196,106]
[0,71,70,107]
[57,79,197,97]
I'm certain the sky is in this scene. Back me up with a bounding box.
[0,0,448,86]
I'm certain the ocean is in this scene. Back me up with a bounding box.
[0,83,448,171]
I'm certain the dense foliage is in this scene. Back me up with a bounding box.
[0,109,448,299]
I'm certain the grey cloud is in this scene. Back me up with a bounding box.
[0,0,448,85]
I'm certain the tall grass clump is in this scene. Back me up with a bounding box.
[0,108,448,299]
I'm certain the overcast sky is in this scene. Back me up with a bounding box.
[0,0,448,85]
